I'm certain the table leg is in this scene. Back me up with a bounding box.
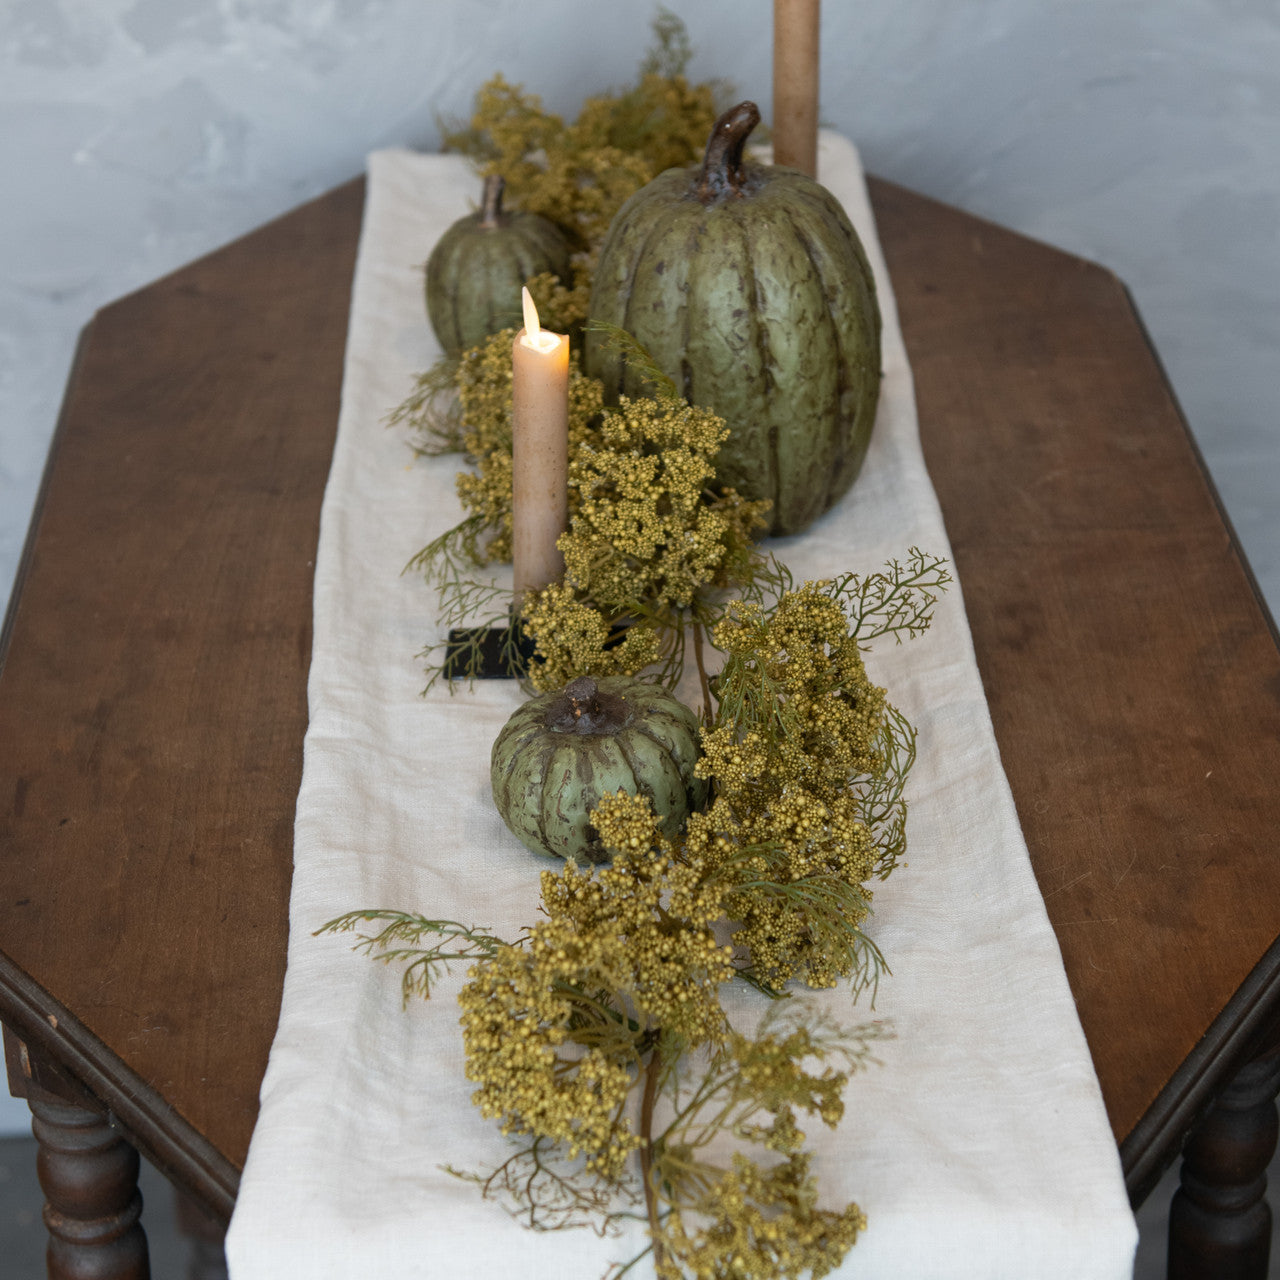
[4,1025,150,1280]
[31,1093,150,1280]
[1168,1045,1280,1280]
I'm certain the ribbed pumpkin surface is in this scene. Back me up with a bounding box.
[425,201,572,356]
[585,121,881,536]
[490,676,706,863]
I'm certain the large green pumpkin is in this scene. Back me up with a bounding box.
[490,675,706,864]
[585,101,881,537]
[425,174,573,356]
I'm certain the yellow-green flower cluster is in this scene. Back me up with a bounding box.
[459,935,640,1179]
[459,792,733,1179]
[524,263,593,336]
[456,784,879,1278]
[650,1009,873,1280]
[544,792,733,1045]
[725,1021,850,1134]
[659,1153,866,1280]
[684,583,893,989]
[522,396,769,691]
[565,397,767,608]
[517,583,663,692]
[711,585,887,792]
[444,67,716,256]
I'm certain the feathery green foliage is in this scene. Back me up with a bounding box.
[319,910,506,1004]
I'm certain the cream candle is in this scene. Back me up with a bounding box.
[772,0,820,177]
[511,286,569,605]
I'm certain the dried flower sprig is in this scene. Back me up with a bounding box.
[521,393,771,694]
[439,10,720,256]
[322,786,894,1280]
[646,1002,886,1280]
[689,568,951,997]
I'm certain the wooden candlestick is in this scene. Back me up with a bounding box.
[511,287,569,604]
[773,0,821,177]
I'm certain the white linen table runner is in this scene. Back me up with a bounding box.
[225,136,1139,1280]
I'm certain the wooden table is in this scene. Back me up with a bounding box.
[2,175,1278,1280]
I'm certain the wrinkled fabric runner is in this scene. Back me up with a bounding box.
[226,138,1138,1279]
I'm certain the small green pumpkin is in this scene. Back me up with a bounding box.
[585,101,882,536]
[490,675,706,864]
[425,175,573,356]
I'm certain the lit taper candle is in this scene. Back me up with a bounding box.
[511,286,569,604]
[773,0,820,177]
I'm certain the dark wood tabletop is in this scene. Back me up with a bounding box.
[2,173,1278,1277]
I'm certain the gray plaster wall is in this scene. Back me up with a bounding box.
[0,1,1277,1130]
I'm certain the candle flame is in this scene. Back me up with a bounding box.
[520,285,560,353]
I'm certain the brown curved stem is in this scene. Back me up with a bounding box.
[479,173,506,228]
[639,1045,666,1272]
[566,675,600,719]
[694,101,761,203]
[692,621,712,718]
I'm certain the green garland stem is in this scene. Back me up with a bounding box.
[692,620,713,718]
[639,1044,667,1272]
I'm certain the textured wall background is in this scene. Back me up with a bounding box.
[1,0,1277,1133]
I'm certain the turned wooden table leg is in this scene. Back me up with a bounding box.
[31,1094,150,1280]
[1168,1045,1280,1280]
[4,1025,150,1280]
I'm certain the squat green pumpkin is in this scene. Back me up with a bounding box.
[425,174,573,356]
[490,675,706,864]
[585,101,882,537]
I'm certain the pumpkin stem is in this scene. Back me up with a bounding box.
[546,676,631,735]
[694,100,761,203]
[478,173,506,229]
[566,675,599,718]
